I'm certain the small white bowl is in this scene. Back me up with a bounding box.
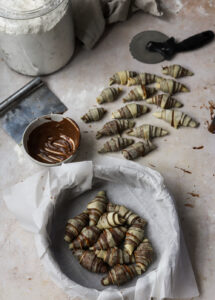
[22,114,81,167]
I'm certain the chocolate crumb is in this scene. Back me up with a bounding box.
[83,131,89,133]
[193,146,204,150]
[208,120,215,134]
[204,101,215,133]
[184,203,194,208]
[149,163,156,168]
[209,101,215,120]
[89,125,92,128]
[187,192,199,197]
[28,278,32,280]
[175,166,192,174]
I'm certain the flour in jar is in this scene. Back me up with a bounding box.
[0,0,75,75]
[0,0,68,34]
[0,0,47,11]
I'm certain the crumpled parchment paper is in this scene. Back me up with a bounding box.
[3,157,199,300]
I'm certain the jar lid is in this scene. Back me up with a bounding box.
[0,0,65,20]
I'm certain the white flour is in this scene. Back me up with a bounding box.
[0,0,67,34]
[196,6,209,16]
[0,0,47,11]
[0,0,75,75]
[160,0,184,14]
[208,0,215,8]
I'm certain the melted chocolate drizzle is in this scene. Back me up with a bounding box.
[27,118,80,164]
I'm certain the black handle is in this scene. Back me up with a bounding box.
[146,37,176,60]
[175,30,214,52]
[0,77,43,114]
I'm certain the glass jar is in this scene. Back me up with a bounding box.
[0,0,75,76]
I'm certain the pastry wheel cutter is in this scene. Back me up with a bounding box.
[0,77,67,144]
[129,30,214,64]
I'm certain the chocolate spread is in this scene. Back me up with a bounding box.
[27,118,80,164]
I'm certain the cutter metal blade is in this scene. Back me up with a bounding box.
[129,30,169,64]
